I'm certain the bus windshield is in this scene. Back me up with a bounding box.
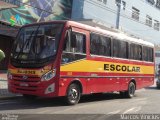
[12,23,63,61]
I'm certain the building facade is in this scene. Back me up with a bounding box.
[72,0,160,44]
[0,0,160,70]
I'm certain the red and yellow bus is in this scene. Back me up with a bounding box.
[8,20,154,105]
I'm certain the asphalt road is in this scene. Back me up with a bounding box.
[0,86,159,114]
[0,83,160,120]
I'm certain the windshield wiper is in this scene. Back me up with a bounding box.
[13,32,25,59]
[16,26,40,60]
[29,26,41,60]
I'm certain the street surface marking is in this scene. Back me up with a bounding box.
[108,110,121,114]
[134,106,141,113]
[123,107,138,114]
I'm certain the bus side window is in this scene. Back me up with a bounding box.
[148,48,153,62]
[90,33,98,55]
[71,34,77,48]
[90,33,111,57]
[138,46,142,60]
[113,39,119,58]
[105,37,111,56]
[143,46,148,61]
[61,32,86,64]
[143,46,153,62]
[113,39,128,59]
[130,43,142,60]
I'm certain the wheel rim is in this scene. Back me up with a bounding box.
[129,84,135,97]
[68,88,79,103]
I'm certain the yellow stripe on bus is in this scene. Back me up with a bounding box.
[60,60,154,74]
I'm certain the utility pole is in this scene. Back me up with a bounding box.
[116,0,121,29]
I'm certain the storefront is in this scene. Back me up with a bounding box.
[0,21,19,70]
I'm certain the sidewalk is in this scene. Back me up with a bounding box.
[0,71,19,99]
[0,71,7,81]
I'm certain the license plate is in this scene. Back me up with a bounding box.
[20,83,29,87]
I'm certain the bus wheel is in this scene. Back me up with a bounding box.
[65,83,81,105]
[23,94,37,100]
[125,82,136,98]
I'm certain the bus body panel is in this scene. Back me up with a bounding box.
[60,59,154,95]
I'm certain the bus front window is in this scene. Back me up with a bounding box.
[11,23,63,67]
[38,35,56,59]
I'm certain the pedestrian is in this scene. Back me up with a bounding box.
[0,49,5,62]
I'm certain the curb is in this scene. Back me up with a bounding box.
[0,95,22,100]
[0,79,7,81]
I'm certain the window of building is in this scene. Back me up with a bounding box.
[103,0,107,4]
[113,39,128,59]
[156,0,160,9]
[61,32,86,64]
[122,1,126,10]
[97,0,107,4]
[130,43,142,60]
[90,33,111,57]
[132,7,140,21]
[154,20,160,31]
[147,0,155,5]
[146,15,152,27]
[97,0,102,2]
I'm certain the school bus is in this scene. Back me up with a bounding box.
[8,20,154,105]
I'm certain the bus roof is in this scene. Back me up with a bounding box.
[22,20,154,47]
[67,21,154,47]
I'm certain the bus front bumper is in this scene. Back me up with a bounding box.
[8,80,58,97]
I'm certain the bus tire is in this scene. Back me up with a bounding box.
[65,83,81,105]
[125,82,136,98]
[23,94,37,100]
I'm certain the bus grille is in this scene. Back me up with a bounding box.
[12,75,40,92]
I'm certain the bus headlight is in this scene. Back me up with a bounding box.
[41,69,56,81]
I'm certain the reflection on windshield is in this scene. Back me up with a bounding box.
[12,24,63,60]
[34,35,56,58]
